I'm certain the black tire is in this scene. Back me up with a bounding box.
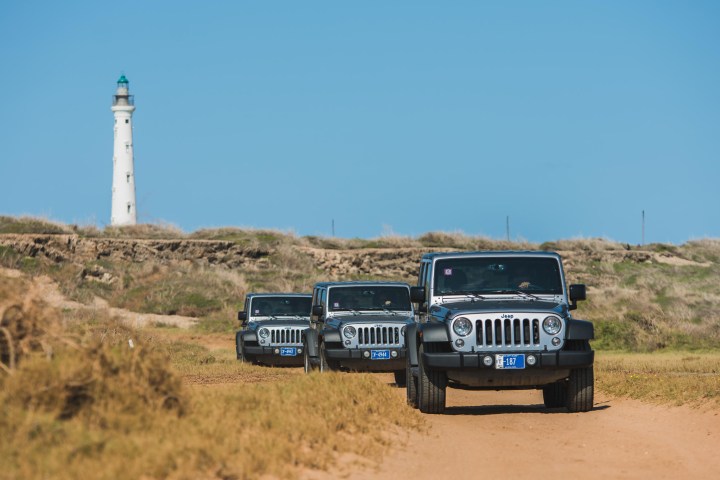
[566,366,594,412]
[564,339,594,412]
[303,341,318,373]
[394,369,407,387]
[406,352,418,408]
[319,342,333,372]
[542,382,566,408]
[235,332,243,361]
[417,343,446,414]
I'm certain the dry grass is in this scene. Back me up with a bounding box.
[596,352,720,405]
[0,215,73,234]
[0,270,423,480]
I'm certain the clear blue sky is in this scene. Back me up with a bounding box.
[1,1,718,243]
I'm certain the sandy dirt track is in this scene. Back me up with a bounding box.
[309,376,720,480]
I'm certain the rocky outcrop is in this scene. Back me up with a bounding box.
[0,234,272,269]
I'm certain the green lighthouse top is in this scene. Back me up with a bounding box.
[117,74,129,85]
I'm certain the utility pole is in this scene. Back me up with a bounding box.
[506,216,510,242]
[642,210,645,246]
[332,219,335,237]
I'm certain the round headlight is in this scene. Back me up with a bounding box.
[453,317,473,337]
[259,328,270,338]
[542,316,562,335]
[343,326,357,339]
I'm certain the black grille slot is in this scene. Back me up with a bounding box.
[269,328,303,345]
[356,326,401,346]
[475,318,541,348]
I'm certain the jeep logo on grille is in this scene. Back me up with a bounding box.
[501,314,514,319]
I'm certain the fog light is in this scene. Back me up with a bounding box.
[455,338,465,348]
[483,355,493,366]
[259,339,266,345]
[344,339,351,346]
[298,348,303,354]
[391,350,398,358]
[552,337,561,346]
[274,348,280,354]
[363,351,370,358]
[527,354,537,366]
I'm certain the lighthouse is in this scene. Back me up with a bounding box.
[111,74,137,226]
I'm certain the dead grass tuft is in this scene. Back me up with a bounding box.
[597,352,720,405]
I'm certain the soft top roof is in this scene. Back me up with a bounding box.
[313,281,410,288]
[421,251,562,261]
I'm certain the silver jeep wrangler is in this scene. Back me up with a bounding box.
[302,281,414,385]
[236,293,312,366]
[406,251,594,414]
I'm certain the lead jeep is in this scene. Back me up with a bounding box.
[406,251,594,414]
[302,282,414,385]
[236,293,313,366]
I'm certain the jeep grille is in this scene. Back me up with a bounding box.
[357,326,401,347]
[475,318,541,348]
[268,328,304,346]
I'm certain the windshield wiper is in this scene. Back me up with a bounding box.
[488,290,540,300]
[333,308,362,315]
[439,291,486,301]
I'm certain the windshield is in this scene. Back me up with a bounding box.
[328,286,411,312]
[433,257,563,296]
[250,297,312,318]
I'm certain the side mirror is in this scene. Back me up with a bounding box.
[410,286,426,303]
[312,304,324,317]
[238,311,247,321]
[569,284,586,311]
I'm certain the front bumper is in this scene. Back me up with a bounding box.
[422,349,594,370]
[325,347,406,371]
[245,345,303,357]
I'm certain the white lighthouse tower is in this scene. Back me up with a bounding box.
[111,74,137,226]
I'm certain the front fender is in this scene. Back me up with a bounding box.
[406,323,419,367]
[321,328,342,345]
[566,319,594,340]
[303,329,319,358]
[420,322,450,343]
[241,330,258,344]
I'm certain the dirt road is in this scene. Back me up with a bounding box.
[323,382,720,479]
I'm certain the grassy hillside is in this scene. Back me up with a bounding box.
[1,215,719,351]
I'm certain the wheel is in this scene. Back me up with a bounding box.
[406,352,418,408]
[394,369,407,387]
[303,341,318,373]
[235,332,243,361]
[319,342,333,372]
[542,382,566,408]
[566,366,594,412]
[417,343,446,414]
[564,340,594,412]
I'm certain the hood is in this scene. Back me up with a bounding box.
[249,319,311,328]
[434,300,566,316]
[332,314,414,324]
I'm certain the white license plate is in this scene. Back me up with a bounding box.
[371,349,390,360]
[280,347,297,356]
[495,354,525,369]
